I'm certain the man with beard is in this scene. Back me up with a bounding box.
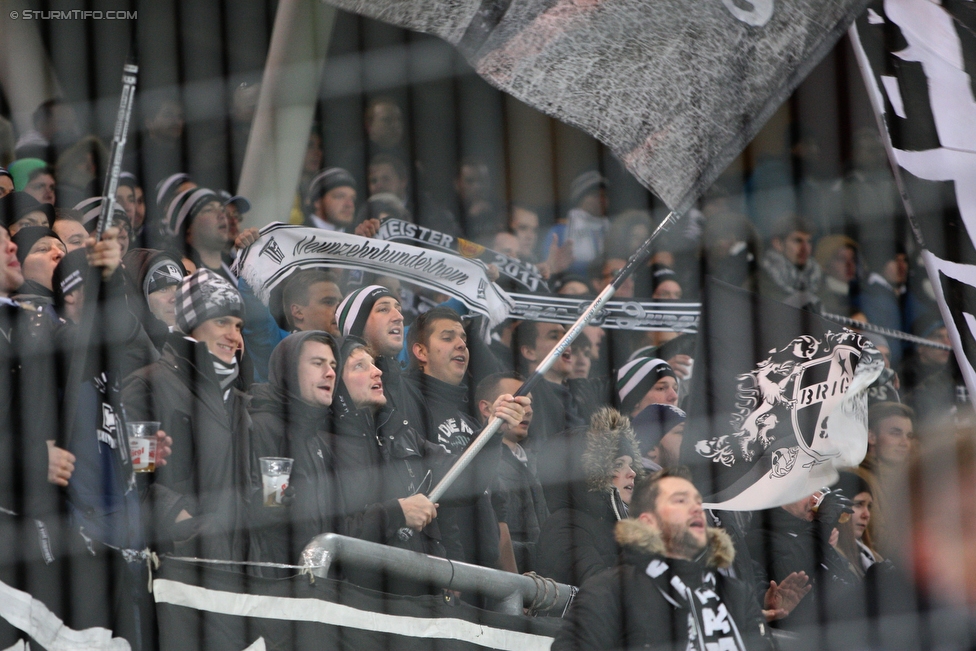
[406,308,527,568]
[553,468,771,651]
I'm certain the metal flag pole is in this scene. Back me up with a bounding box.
[55,53,138,450]
[398,209,682,539]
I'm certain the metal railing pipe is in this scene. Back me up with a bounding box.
[302,533,575,616]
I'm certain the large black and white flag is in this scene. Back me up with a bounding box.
[324,0,868,212]
[153,559,561,651]
[682,279,884,510]
[851,0,976,406]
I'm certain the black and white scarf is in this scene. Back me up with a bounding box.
[644,557,746,651]
[211,356,239,403]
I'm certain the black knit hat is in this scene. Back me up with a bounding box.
[616,357,677,415]
[831,470,872,499]
[569,170,608,207]
[308,168,356,201]
[335,284,394,338]
[6,192,55,230]
[72,196,130,234]
[632,403,686,454]
[166,187,221,238]
[650,264,680,294]
[52,248,89,312]
[12,226,62,266]
[175,268,244,334]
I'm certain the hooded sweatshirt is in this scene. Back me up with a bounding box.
[247,331,405,575]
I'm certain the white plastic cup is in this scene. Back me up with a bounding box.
[260,457,294,507]
[127,421,160,473]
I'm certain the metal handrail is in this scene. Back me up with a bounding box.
[302,533,576,616]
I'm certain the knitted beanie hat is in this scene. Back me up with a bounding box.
[175,268,244,334]
[335,284,394,338]
[616,357,677,415]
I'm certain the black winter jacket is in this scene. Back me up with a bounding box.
[246,383,405,574]
[122,336,253,561]
[496,444,548,572]
[553,519,771,651]
[746,506,864,629]
[406,370,502,567]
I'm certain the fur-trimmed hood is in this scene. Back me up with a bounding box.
[614,518,735,570]
[582,407,644,492]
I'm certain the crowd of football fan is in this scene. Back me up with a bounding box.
[0,96,970,651]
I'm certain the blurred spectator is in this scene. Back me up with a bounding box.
[747,487,860,630]
[536,408,641,587]
[451,156,502,240]
[55,136,108,208]
[492,231,520,258]
[136,95,186,206]
[831,471,882,578]
[22,165,57,206]
[547,171,610,275]
[292,130,324,223]
[72,197,132,258]
[509,204,541,262]
[15,99,81,162]
[116,172,146,238]
[631,403,686,471]
[165,187,234,282]
[365,97,405,153]
[700,209,760,291]
[218,191,250,244]
[859,401,915,554]
[0,167,13,198]
[478,372,547,573]
[843,127,905,241]
[513,320,586,447]
[0,117,13,166]
[758,214,822,309]
[305,168,358,232]
[367,153,409,206]
[815,234,861,316]
[650,264,682,300]
[4,192,55,235]
[590,257,634,298]
[861,242,920,366]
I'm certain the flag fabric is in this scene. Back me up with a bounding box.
[681,279,884,511]
[325,0,868,213]
[850,0,976,406]
[153,558,562,651]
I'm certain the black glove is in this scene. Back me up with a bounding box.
[814,489,854,528]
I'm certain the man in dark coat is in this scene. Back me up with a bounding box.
[405,307,528,569]
[123,268,253,562]
[476,371,548,572]
[746,488,862,631]
[553,467,771,651]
